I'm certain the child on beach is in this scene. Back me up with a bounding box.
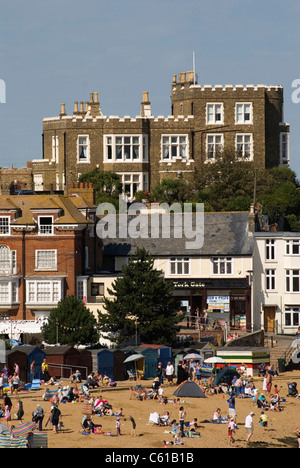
[129,415,136,436]
[227,417,237,446]
[5,405,11,424]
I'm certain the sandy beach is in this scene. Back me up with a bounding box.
[3,370,300,449]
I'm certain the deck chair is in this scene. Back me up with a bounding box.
[43,389,58,401]
[82,398,93,416]
[127,370,136,380]
[31,379,41,390]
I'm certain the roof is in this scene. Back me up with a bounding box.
[44,345,79,355]
[0,195,94,227]
[100,211,254,257]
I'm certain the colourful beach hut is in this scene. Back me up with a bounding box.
[7,345,46,383]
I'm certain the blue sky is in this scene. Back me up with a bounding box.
[1,0,300,178]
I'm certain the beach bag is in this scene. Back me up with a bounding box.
[94,427,103,434]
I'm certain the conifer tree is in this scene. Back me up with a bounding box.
[42,295,99,346]
[98,248,182,346]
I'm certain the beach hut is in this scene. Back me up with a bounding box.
[112,350,126,381]
[78,349,92,378]
[138,346,159,379]
[45,346,80,379]
[157,346,172,369]
[97,349,114,380]
[173,380,206,398]
[7,346,46,383]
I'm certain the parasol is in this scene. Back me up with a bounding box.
[204,356,226,364]
[183,353,202,360]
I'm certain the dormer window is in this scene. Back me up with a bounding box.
[38,216,53,235]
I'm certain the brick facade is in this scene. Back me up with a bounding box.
[30,71,290,197]
[0,191,99,323]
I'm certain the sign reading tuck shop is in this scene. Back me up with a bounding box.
[172,280,206,289]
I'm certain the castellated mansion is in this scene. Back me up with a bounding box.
[29,71,289,199]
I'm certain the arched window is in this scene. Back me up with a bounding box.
[0,245,15,273]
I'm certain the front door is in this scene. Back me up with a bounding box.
[264,306,276,333]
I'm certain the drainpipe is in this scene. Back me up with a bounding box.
[22,229,26,320]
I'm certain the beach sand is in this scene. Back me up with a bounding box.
[4,371,300,449]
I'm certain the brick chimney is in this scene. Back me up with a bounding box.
[67,182,95,204]
[141,91,152,117]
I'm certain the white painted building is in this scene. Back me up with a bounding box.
[253,232,300,335]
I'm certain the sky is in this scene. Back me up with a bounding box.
[1,0,300,178]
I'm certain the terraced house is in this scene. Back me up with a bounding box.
[30,71,290,200]
[0,186,99,338]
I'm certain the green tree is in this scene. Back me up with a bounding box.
[98,248,183,346]
[78,168,122,205]
[42,296,99,346]
[150,178,191,204]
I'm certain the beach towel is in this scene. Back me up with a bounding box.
[11,422,37,438]
[0,433,28,448]
[82,399,93,416]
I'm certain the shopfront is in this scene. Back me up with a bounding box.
[169,278,251,331]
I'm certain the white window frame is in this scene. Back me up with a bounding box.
[236,133,253,160]
[286,239,300,255]
[280,132,290,165]
[169,257,191,276]
[266,239,275,261]
[117,173,144,201]
[104,135,148,163]
[52,135,59,163]
[211,257,233,276]
[0,245,16,274]
[77,135,90,163]
[285,306,300,328]
[206,134,224,161]
[76,276,88,301]
[286,270,300,293]
[38,216,54,236]
[206,103,224,125]
[161,135,189,161]
[26,280,62,304]
[265,269,276,291]
[35,250,57,271]
[0,217,10,236]
[0,280,19,304]
[235,103,253,124]
[33,174,44,192]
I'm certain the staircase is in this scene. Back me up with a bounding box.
[267,335,298,369]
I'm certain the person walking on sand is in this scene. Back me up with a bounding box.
[116,416,121,436]
[129,415,136,436]
[245,411,255,443]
